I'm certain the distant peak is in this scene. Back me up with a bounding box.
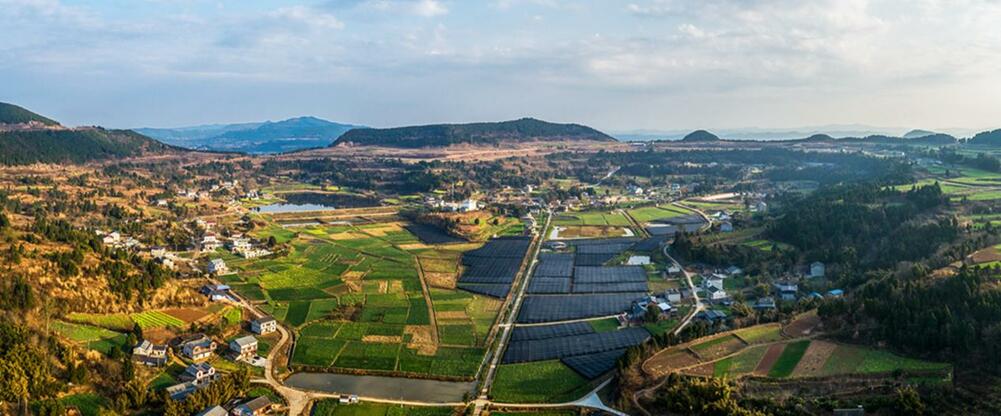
[681,130,720,142]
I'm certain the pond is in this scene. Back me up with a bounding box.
[253,192,381,213]
[284,373,476,403]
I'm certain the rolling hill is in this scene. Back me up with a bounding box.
[138,116,359,154]
[332,117,616,148]
[680,130,721,142]
[968,129,1001,146]
[0,102,174,165]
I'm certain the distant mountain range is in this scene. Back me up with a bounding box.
[0,102,174,165]
[613,124,983,142]
[332,117,615,148]
[137,116,360,154]
[655,128,959,145]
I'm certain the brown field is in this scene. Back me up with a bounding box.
[436,310,469,320]
[362,335,403,343]
[644,350,702,376]
[557,225,630,239]
[164,307,211,323]
[687,363,716,377]
[784,311,822,337]
[425,272,458,289]
[791,340,838,377]
[970,246,1001,264]
[753,343,787,376]
[690,335,748,361]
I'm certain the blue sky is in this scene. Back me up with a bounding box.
[2,0,1000,133]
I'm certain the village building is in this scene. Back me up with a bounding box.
[231,396,274,416]
[810,261,826,278]
[229,335,258,361]
[251,317,278,335]
[180,362,217,383]
[207,258,229,275]
[195,406,228,416]
[180,335,217,361]
[719,221,734,233]
[132,340,168,366]
[626,255,651,266]
[774,281,799,301]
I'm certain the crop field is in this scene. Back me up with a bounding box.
[235,220,505,378]
[767,340,810,378]
[627,205,693,223]
[491,360,591,403]
[733,323,785,344]
[312,400,457,416]
[742,239,794,252]
[553,211,631,227]
[555,225,631,239]
[51,320,127,355]
[130,311,186,330]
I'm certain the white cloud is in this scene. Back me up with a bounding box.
[413,0,447,17]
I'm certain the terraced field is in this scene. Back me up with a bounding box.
[51,321,128,355]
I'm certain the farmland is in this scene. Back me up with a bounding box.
[50,320,128,355]
[490,360,592,403]
[626,205,693,223]
[224,218,506,378]
[552,211,632,227]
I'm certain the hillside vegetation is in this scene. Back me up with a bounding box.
[333,117,615,148]
[0,128,172,165]
[0,102,59,126]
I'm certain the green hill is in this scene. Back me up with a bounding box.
[0,128,174,165]
[0,103,176,165]
[333,117,615,148]
[969,129,1001,146]
[0,102,59,126]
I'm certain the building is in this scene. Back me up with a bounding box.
[201,234,222,251]
[166,382,199,401]
[810,261,826,278]
[725,266,743,276]
[231,396,274,416]
[251,317,278,335]
[132,340,168,366]
[702,276,724,291]
[229,335,258,361]
[834,406,865,416]
[181,362,217,383]
[666,264,682,274]
[195,406,229,416]
[719,221,734,233]
[663,288,681,303]
[626,255,651,266]
[207,258,229,275]
[827,289,844,298]
[696,309,728,323]
[753,297,777,310]
[706,285,728,301]
[338,394,360,405]
[181,335,217,361]
[753,201,768,213]
[774,281,799,301]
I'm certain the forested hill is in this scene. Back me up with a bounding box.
[0,103,176,165]
[968,129,1001,146]
[0,102,59,126]
[0,128,174,165]
[332,117,616,148]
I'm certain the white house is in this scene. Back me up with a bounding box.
[251,317,278,335]
[132,340,168,366]
[231,396,274,416]
[181,335,217,361]
[706,286,728,301]
[200,234,222,251]
[664,288,682,303]
[181,362,216,383]
[460,199,479,212]
[229,335,258,361]
[703,276,725,291]
[810,261,826,278]
[725,266,743,276]
[207,258,228,275]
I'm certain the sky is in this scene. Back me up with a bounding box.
[1,0,1000,134]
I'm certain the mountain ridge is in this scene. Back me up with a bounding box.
[137,116,359,154]
[332,117,616,148]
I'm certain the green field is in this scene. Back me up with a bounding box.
[820,344,950,376]
[60,393,107,416]
[130,311,185,330]
[311,400,456,416]
[491,360,591,403]
[627,205,692,223]
[715,345,768,377]
[734,324,785,344]
[51,321,127,355]
[552,210,631,227]
[229,221,502,377]
[65,312,135,331]
[768,340,810,378]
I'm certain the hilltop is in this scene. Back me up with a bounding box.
[332,117,616,148]
[0,102,59,126]
[680,130,721,142]
[138,116,359,154]
[968,129,1001,146]
[0,102,174,165]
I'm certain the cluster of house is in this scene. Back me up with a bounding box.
[150,246,180,270]
[135,316,278,403]
[201,283,236,302]
[425,197,480,212]
[696,261,837,309]
[198,232,271,259]
[628,287,692,322]
[97,230,141,250]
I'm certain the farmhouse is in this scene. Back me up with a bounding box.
[696,309,728,324]
[663,288,681,303]
[706,285,728,301]
[132,340,168,366]
[725,265,743,276]
[180,334,217,361]
[207,258,229,275]
[165,382,199,401]
[229,335,258,360]
[774,281,799,301]
[719,221,734,233]
[251,317,278,335]
[702,276,724,291]
[666,264,682,274]
[827,289,844,298]
[200,234,222,251]
[339,394,360,404]
[754,297,777,310]
[180,362,217,383]
[231,396,274,416]
[195,405,228,416]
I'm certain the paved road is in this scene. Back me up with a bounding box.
[661,243,703,337]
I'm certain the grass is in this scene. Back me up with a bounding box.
[64,312,134,331]
[491,360,591,403]
[627,205,692,223]
[60,394,106,416]
[714,345,768,377]
[734,324,784,344]
[821,344,950,376]
[50,321,127,355]
[768,340,810,378]
[588,318,621,333]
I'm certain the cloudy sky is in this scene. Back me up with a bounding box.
[2,0,1000,134]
